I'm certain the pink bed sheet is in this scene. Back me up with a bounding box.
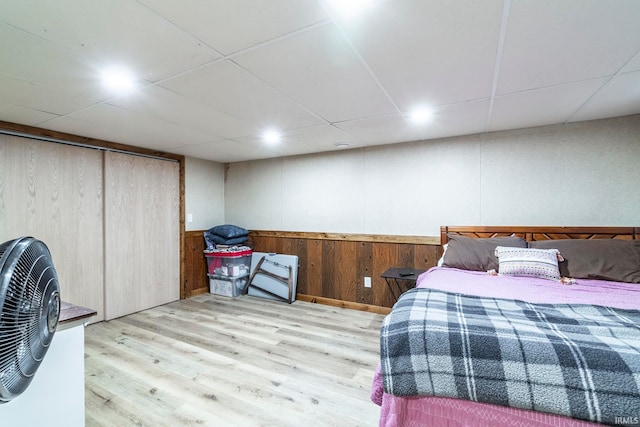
[373,267,640,427]
[413,267,640,311]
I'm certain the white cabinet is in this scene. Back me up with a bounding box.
[0,323,87,426]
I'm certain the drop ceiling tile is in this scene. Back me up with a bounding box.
[337,0,503,109]
[1,1,639,163]
[489,77,609,132]
[419,100,490,139]
[282,125,358,152]
[202,125,360,160]
[0,73,95,115]
[0,102,58,126]
[336,99,489,146]
[43,114,143,148]
[0,0,219,82]
[160,60,325,130]
[167,139,265,163]
[333,114,420,147]
[138,0,329,55]
[233,22,397,122]
[498,0,640,94]
[570,71,640,122]
[107,85,257,138]
[45,103,217,151]
[0,23,107,100]
[233,134,323,159]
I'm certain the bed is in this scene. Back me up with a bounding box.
[371,226,640,427]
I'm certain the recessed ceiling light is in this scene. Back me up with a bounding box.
[262,129,282,144]
[408,107,434,125]
[335,142,350,148]
[100,67,136,93]
[324,0,374,16]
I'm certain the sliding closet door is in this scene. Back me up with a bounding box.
[0,134,105,321]
[104,151,180,320]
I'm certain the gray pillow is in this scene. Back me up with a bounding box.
[442,234,527,272]
[207,224,249,239]
[530,239,640,283]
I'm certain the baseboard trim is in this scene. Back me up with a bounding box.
[186,288,391,314]
[185,287,209,298]
[296,294,391,315]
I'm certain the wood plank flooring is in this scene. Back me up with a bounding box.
[84,294,387,426]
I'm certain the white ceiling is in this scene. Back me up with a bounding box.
[1,0,639,163]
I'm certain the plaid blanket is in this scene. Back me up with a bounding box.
[381,288,640,426]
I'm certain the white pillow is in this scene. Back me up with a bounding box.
[495,246,562,281]
[437,244,448,267]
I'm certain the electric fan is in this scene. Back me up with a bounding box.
[0,237,61,403]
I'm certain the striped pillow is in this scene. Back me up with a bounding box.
[495,246,562,281]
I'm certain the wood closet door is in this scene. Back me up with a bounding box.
[104,151,180,320]
[0,134,105,321]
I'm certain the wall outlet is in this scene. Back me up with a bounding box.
[187,213,193,223]
[364,276,372,288]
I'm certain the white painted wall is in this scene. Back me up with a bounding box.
[184,156,225,231]
[224,115,640,237]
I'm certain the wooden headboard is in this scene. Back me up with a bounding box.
[441,226,639,246]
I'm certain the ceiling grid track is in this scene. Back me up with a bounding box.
[330,20,403,116]
[566,48,640,123]
[485,0,512,133]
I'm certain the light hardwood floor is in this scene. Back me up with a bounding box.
[84,294,386,426]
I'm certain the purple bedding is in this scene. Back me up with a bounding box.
[373,267,640,427]
[415,267,640,310]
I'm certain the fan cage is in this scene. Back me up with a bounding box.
[0,237,61,403]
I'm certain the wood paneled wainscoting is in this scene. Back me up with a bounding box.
[183,230,209,299]
[183,230,440,313]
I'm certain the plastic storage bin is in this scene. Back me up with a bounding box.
[205,246,252,297]
[208,276,246,298]
[204,247,252,277]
